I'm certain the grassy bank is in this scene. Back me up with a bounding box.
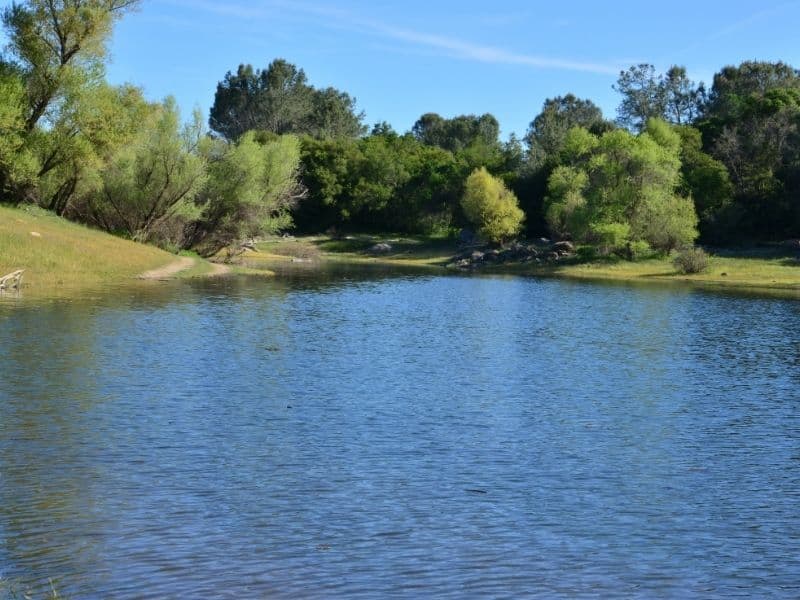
[0,205,220,296]
[250,233,800,293]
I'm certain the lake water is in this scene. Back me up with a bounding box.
[1,269,799,598]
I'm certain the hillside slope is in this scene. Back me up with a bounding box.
[0,205,179,293]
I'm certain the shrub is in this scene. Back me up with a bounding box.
[673,247,709,274]
[628,240,652,261]
[461,167,525,244]
[590,221,629,255]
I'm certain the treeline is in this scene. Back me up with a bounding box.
[0,1,303,255]
[1,1,799,256]
[214,59,800,251]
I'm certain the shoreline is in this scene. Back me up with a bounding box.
[245,235,800,298]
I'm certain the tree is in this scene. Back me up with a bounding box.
[85,99,207,244]
[524,94,611,165]
[209,59,365,141]
[412,113,500,153]
[295,133,462,234]
[675,126,733,241]
[461,167,524,244]
[544,120,698,253]
[35,82,152,216]
[197,132,303,252]
[662,66,704,125]
[0,66,37,199]
[2,0,140,132]
[703,61,800,124]
[307,87,366,139]
[700,61,800,238]
[0,0,139,204]
[614,64,667,131]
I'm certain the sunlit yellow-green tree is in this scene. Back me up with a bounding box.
[461,167,524,244]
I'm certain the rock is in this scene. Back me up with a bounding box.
[30,231,41,238]
[368,243,393,254]
[484,249,501,262]
[547,252,560,261]
[552,240,575,254]
[470,251,485,262]
[539,237,551,245]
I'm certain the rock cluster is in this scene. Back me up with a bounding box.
[449,240,575,270]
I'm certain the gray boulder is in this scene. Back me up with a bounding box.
[368,243,393,254]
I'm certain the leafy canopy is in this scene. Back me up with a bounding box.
[461,167,524,244]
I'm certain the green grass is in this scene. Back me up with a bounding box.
[0,204,210,296]
[493,249,800,293]
[250,233,800,293]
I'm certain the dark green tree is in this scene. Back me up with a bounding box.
[662,66,705,125]
[411,113,500,153]
[614,64,667,131]
[209,59,365,141]
[700,61,800,238]
[524,94,612,165]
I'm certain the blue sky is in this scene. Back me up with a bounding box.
[8,1,800,138]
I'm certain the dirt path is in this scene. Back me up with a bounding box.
[139,257,232,280]
[207,262,231,276]
[138,256,195,280]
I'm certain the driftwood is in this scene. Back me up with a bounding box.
[0,269,24,291]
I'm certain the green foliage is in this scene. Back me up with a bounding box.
[2,0,140,132]
[84,99,207,244]
[614,64,704,130]
[628,240,652,260]
[0,67,37,197]
[209,59,366,141]
[545,121,698,254]
[675,126,733,240]
[412,113,500,153]
[590,222,630,254]
[0,0,139,206]
[296,133,462,234]
[633,192,698,253]
[461,167,524,243]
[673,247,710,274]
[198,132,302,251]
[544,165,588,239]
[700,61,800,239]
[524,94,612,166]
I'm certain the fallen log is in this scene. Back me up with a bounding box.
[0,269,24,290]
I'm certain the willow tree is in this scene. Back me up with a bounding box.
[545,119,698,253]
[198,131,304,253]
[86,99,207,244]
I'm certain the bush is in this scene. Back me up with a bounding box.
[628,240,652,261]
[461,167,525,244]
[590,221,629,255]
[673,247,709,274]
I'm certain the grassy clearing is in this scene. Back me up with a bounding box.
[0,204,222,296]
[252,233,800,293]
[254,234,454,267]
[516,254,800,292]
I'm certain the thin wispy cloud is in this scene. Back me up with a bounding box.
[164,0,618,75]
[675,1,800,57]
